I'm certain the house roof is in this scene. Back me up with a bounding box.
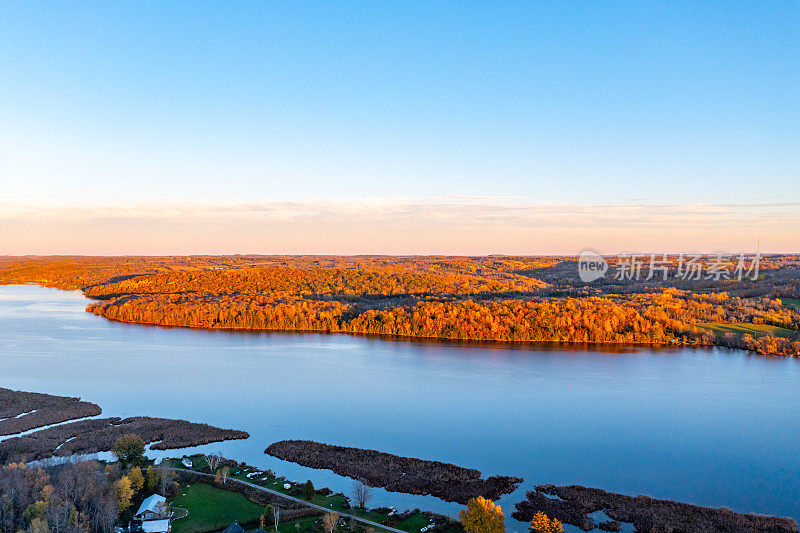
[136,494,167,516]
[141,519,170,533]
[222,523,245,533]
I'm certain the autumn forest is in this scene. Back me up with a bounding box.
[1,255,798,357]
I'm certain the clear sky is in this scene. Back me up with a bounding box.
[1,2,798,254]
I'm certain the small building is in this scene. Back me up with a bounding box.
[141,519,171,533]
[135,494,169,521]
[182,458,193,468]
[222,523,244,533]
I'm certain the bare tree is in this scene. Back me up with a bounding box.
[205,452,222,473]
[156,463,175,495]
[220,466,230,485]
[1,459,121,533]
[92,495,119,533]
[273,506,280,532]
[322,511,339,533]
[351,479,372,508]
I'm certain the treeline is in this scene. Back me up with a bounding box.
[90,291,717,343]
[3,255,800,356]
[84,265,546,300]
[716,332,800,357]
[0,460,118,533]
[0,442,181,533]
[87,288,800,355]
[3,255,798,299]
[0,255,558,292]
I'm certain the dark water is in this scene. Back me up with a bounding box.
[1,285,799,531]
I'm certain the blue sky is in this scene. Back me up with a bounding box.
[0,2,798,253]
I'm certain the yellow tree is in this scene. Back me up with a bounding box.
[219,466,230,485]
[146,465,158,492]
[459,496,505,533]
[129,466,145,492]
[116,476,134,512]
[530,511,564,533]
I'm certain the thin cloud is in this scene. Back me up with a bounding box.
[1,197,796,255]
[2,197,798,227]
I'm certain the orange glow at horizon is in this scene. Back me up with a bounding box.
[1,199,796,255]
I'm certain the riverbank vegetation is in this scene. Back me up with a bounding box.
[1,255,799,356]
[265,440,522,504]
[512,485,798,532]
[0,416,249,464]
[0,388,101,436]
[0,388,248,466]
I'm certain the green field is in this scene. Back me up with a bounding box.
[225,466,394,526]
[395,513,436,533]
[701,322,795,338]
[781,298,800,309]
[276,516,319,532]
[168,455,443,533]
[168,483,265,533]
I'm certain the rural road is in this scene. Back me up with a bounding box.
[166,467,408,533]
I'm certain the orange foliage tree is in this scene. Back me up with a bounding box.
[459,496,505,533]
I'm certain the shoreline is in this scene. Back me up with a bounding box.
[3,276,796,358]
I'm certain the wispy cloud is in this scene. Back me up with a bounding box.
[1,197,797,255]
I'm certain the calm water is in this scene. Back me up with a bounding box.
[1,285,799,531]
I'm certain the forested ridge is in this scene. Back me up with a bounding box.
[83,265,547,299]
[2,255,799,356]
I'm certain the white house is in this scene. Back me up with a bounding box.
[135,494,169,521]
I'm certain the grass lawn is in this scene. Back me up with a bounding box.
[781,298,800,309]
[275,516,318,532]
[168,455,435,533]
[701,322,796,338]
[395,513,435,533]
[168,455,209,471]
[168,483,265,533]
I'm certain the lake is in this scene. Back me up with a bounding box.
[1,285,799,531]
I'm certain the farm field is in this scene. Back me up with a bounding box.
[701,323,796,339]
